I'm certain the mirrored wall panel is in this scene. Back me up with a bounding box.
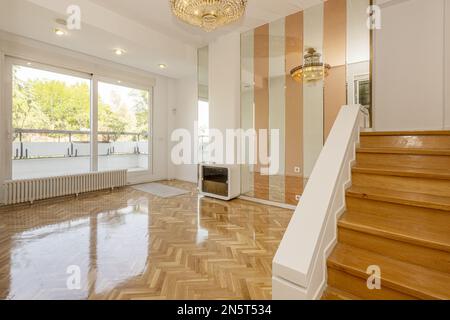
[241,0,371,206]
[198,46,210,164]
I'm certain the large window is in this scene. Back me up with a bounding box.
[12,64,91,179]
[7,59,153,181]
[98,81,150,172]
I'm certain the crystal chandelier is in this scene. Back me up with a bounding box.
[290,48,331,82]
[170,0,248,32]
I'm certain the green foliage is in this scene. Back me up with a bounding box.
[98,101,128,141]
[13,67,149,142]
[31,80,90,131]
[129,89,150,136]
[12,69,50,130]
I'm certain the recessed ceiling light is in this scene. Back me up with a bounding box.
[27,62,32,66]
[114,48,126,56]
[55,18,67,26]
[158,64,167,69]
[54,28,66,36]
[117,80,122,84]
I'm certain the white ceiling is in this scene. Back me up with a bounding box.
[0,0,323,79]
[90,0,324,46]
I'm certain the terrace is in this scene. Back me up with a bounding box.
[12,129,150,180]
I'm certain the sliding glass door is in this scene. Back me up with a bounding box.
[5,58,153,182]
[97,81,151,172]
[11,61,92,180]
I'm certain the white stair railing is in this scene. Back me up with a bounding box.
[273,105,362,300]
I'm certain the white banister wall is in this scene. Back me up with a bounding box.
[273,105,362,300]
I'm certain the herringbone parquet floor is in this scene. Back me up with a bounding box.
[0,181,293,300]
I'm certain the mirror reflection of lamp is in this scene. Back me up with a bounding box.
[290,48,331,83]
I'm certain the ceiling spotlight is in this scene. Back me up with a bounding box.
[54,28,66,36]
[114,48,126,56]
[55,18,67,26]
[158,64,167,69]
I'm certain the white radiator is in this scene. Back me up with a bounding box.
[3,170,127,205]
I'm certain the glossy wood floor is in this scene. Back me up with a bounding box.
[0,181,293,300]
[242,172,307,205]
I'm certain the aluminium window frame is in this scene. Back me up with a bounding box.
[96,76,154,175]
[2,56,154,182]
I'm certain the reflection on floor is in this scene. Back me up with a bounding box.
[242,173,307,205]
[0,181,293,300]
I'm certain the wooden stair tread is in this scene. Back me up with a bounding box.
[347,186,450,211]
[352,164,450,180]
[339,211,450,252]
[357,147,450,156]
[322,286,361,300]
[328,244,450,300]
[329,131,450,300]
[361,131,450,136]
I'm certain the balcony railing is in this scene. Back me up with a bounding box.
[13,129,149,160]
[11,129,151,180]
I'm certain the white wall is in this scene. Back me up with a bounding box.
[347,0,370,65]
[167,31,241,184]
[151,75,170,182]
[374,0,447,131]
[209,32,241,144]
[169,74,199,183]
[167,31,241,183]
[167,79,177,180]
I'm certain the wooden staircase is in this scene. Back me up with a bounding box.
[323,131,450,300]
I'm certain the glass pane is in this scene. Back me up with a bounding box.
[202,166,228,197]
[198,100,209,163]
[97,82,150,172]
[12,65,91,179]
[198,46,209,164]
[347,0,371,128]
[240,11,321,206]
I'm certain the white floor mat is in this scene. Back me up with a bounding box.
[132,183,190,198]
